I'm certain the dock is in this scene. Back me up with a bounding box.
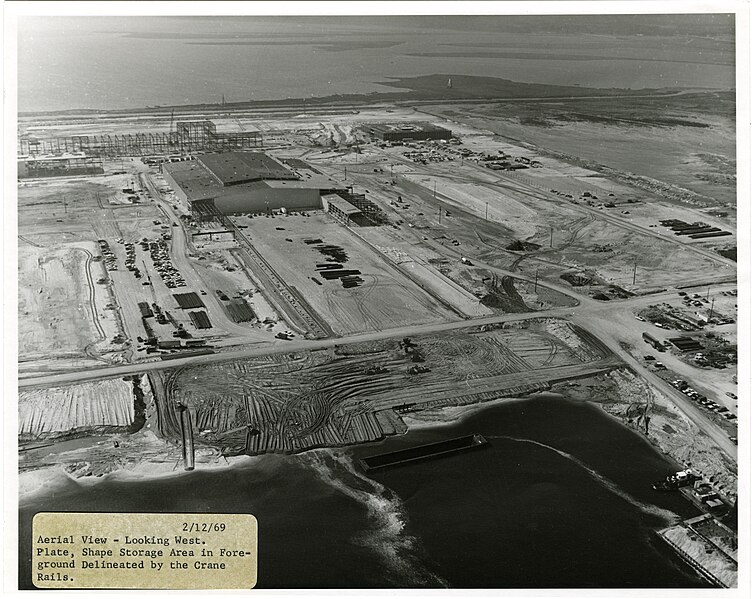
[359,433,487,472]
[176,402,195,471]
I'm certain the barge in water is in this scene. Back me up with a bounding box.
[359,433,488,472]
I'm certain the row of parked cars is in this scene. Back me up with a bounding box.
[670,379,737,421]
[123,242,142,279]
[144,239,186,289]
[97,240,118,272]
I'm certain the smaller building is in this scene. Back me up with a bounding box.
[18,152,104,179]
[362,122,453,142]
[322,194,363,225]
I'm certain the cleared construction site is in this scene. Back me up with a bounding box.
[18,104,737,572]
[151,319,621,455]
[16,92,740,590]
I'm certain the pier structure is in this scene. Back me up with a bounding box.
[176,402,195,471]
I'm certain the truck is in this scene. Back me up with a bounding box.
[461,257,473,266]
[642,332,666,352]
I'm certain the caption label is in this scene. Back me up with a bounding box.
[32,512,257,589]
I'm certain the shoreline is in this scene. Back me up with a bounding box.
[18,383,688,501]
[16,74,707,119]
[16,394,543,501]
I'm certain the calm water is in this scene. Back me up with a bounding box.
[17,15,734,112]
[19,396,710,589]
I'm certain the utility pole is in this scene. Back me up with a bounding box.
[344,166,347,181]
[632,261,637,286]
[485,202,489,221]
[144,260,157,305]
[706,285,711,301]
[433,180,437,199]
[64,196,67,214]
[534,267,539,292]
[550,227,554,248]
[438,206,442,225]
[708,298,715,322]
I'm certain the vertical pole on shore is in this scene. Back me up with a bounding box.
[433,180,437,199]
[344,166,347,181]
[438,206,442,225]
[632,262,637,286]
[534,267,539,292]
[708,299,715,322]
[706,285,711,301]
[550,227,554,248]
[485,202,489,221]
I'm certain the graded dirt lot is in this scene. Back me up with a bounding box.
[427,93,736,206]
[18,241,122,365]
[314,142,733,299]
[17,100,737,480]
[231,212,457,334]
[154,318,621,455]
[17,172,170,370]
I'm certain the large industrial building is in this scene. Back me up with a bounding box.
[163,151,342,216]
[362,122,453,142]
[18,119,262,158]
[18,152,104,179]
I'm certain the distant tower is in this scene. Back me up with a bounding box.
[447,77,453,89]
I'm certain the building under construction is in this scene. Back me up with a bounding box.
[362,122,453,142]
[17,119,262,158]
[17,153,104,179]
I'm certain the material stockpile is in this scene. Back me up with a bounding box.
[188,310,212,329]
[226,299,256,323]
[173,292,205,309]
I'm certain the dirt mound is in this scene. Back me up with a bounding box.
[506,239,541,252]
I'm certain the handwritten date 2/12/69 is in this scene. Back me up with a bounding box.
[182,522,226,533]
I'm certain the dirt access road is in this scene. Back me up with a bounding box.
[143,174,271,341]
[18,279,737,461]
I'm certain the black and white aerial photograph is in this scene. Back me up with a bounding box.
[10,2,744,593]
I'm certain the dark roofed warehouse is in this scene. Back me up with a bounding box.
[163,151,344,216]
[197,152,298,186]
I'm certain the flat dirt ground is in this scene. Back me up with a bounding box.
[331,152,731,296]
[18,241,121,362]
[429,97,736,206]
[159,318,620,455]
[232,212,457,334]
[17,167,181,370]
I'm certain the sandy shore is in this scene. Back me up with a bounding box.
[18,369,736,506]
